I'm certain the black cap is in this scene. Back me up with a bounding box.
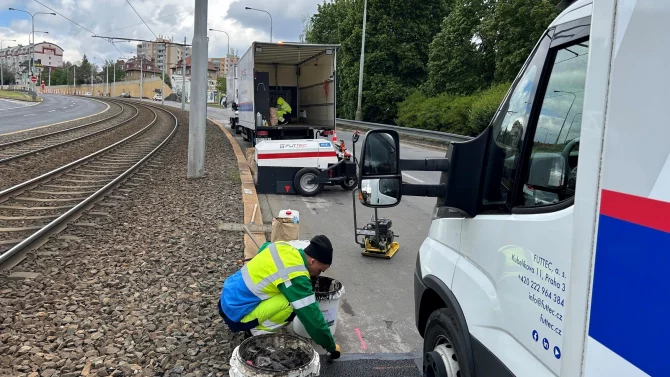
[304,235,333,265]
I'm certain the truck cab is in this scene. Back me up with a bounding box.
[356,1,670,376]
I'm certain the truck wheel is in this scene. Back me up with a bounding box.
[340,178,357,190]
[294,168,323,196]
[423,309,471,377]
[235,124,242,134]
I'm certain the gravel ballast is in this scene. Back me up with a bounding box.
[0,107,246,377]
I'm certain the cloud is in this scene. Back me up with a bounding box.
[0,0,321,64]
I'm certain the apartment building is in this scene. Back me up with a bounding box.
[208,55,239,77]
[137,36,192,72]
[0,41,64,85]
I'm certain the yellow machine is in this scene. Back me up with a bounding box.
[353,198,400,259]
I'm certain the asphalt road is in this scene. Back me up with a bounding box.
[0,94,107,135]
[256,130,443,357]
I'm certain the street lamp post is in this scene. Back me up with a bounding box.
[8,8,55,99]
[355,0,368,121]
[182,37,186,111]
[1,39,16,90]
[244,7,272,42]
[208,29,230,57]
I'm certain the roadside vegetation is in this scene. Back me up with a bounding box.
[0,89,41,102]
[304,0,561,136]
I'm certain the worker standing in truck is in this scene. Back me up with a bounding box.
[277,96,292,124]
[218,235,341,359]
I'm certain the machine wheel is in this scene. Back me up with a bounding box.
[294,168,324,196]
[340,177,358,190]
[423,309,471,377]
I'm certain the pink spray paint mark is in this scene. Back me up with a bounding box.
[354,328,367,350]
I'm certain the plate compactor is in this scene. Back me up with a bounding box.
[353,206,400,259]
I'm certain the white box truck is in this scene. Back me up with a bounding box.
[356,0,669,376]
[236,42,339,146]
[226,65,239,131]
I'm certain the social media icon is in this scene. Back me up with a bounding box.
[543,338,550,350]
[554,346,561,359]
[532,330,539,342]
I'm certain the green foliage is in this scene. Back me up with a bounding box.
[102,61,126,82]
[397,83,510,136]
[1,63,16,85]
[216,76,226,95]
[77,55,92,84]
[482,0,560,83]
[162,73,171,88]
[306,0,449,124]
[303,0,561,135]
[427,0,494,95]
[466,83,510,135]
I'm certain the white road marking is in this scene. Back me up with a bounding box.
[48,110,56,112]
[23,113,35,116]
[0,98,41,111]
[63,107,68,109]
[402,172,425,183]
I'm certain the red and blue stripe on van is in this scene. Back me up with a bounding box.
[589,189,669,376]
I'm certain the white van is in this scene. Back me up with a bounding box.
[356,1,669,376]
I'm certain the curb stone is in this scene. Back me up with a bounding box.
[210,118,266,259]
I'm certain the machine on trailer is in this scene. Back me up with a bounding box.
[254,132,360,196]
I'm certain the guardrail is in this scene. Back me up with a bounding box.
[336,118,473,143]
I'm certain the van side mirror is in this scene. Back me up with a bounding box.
[359,178,401,206]
[358,130,401,208]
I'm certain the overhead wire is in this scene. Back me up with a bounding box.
[99,10,192,35]
[125,0,158,39]
[32,0,126,58]
[32,0,96,34]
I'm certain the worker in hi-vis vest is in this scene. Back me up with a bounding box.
[218,235,341,359]
[277,96,292,124]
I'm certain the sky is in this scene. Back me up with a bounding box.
[0,0,321,64]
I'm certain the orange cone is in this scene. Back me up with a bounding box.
[332,129,338,142]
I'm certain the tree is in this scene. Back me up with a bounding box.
[102,61,126,82]
[162,73,171,88]
[482,0,560,83]
[216,76,226,95]
[1,63,16,86]
[77,55,92,84]
[307,0,449,123]
[427,0,495,95]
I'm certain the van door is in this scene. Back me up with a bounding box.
[452,19,590,376]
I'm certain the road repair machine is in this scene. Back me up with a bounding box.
[253,132,359,196]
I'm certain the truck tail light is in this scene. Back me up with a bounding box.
[257,131,269,136]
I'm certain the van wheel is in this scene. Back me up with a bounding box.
[294,168,323,196]
[340,178,357,190]
[423,309,471,377]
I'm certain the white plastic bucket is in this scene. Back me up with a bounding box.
[293,277,344,338]
[229,334,320,377]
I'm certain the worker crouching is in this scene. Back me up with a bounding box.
[218,235,341,359]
